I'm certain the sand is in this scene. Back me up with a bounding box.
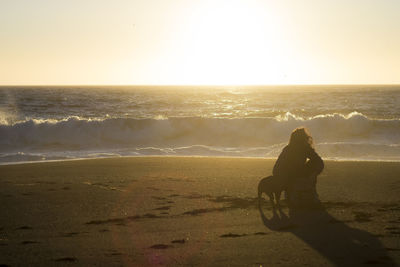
[0,157,399,266]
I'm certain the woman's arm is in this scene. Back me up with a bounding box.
[305,148,324,176]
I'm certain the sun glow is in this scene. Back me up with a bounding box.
[154,0,289,85]
[2,0,400,85]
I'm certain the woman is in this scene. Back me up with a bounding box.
[273,127,324,209]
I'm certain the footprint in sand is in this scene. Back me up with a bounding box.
[253,232,268,236]
[143,213,161,219]
[171,239,185,244]
[150,244,172,249]
[220,233,247,238]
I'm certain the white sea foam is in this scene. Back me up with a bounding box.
[2,85,400,163]
[1,112,400,163]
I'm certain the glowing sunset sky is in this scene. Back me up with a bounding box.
[1,0,399,85]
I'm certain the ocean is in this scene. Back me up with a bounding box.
[1,85,400,164]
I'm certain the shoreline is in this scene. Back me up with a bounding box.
[2,154,400,166]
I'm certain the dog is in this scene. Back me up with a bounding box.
[257,175,286,209]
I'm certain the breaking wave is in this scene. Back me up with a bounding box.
[1,112,400,163]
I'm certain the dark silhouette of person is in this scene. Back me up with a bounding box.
[259,127,396,266]
[273,127,324,209]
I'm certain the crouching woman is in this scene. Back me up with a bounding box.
[273,127,324,209]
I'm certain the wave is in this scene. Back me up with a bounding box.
[2,143,400,164]
[1,112,400,162]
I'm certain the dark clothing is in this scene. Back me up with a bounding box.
[273,145,324,209]
[273,145,324,182]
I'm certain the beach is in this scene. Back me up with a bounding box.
[0,157,399,266]
[2,0,400,264]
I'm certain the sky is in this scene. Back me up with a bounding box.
[0,0,399,85]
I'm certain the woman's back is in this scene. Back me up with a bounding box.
[272,127,324,209]
[273,127,323,180]
[273,145,308,179]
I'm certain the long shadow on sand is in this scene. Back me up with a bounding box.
[259,205,396,266]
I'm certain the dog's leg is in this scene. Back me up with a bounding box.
[257,187,263,209]
[268,192,275,210]
[275,191,282,208]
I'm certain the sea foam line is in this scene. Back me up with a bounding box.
[1,112,400,158]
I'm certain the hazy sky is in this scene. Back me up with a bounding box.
[1,0,399,85]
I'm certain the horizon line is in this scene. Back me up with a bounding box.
[1,83,400,87]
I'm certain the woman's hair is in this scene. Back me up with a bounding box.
[289,127,314,149]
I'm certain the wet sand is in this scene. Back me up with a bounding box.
[0,157,399,266]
